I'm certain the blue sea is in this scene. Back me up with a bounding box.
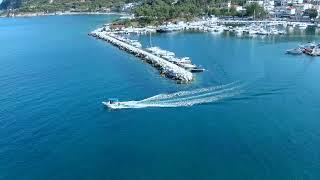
[1,15,320,179]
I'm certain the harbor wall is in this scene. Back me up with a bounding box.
[89,30,193,83]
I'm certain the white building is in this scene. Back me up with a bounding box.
[234,5,245,12]
[246,0,264,6]
[293,0,304,4]
[246,0,275,12]
[287,7,296,14]
[122,3,137,11]
[264,0,275,11]
[303,3,314,10]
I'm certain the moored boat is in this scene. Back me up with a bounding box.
[297,23,308,30]
[190,67,206,73]
[286,48,303,55]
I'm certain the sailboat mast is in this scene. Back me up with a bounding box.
[149,31,152,47]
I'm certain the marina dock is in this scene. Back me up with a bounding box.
[89,29,193,83]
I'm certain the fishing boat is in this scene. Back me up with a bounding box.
[286,48,303,55]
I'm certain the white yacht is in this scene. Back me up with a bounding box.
[234,27,244,36]
[146,47,175,57]
[179,57,192,64]
[257,28,268,35]
[130,40,142,48]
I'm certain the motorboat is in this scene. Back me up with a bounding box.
[297,23,308,30]
[190,67,205,73]
[304,47,320,56]
[179,57,192,64]
[286,48,303,55]
[146,47,175,57]
[257,28,269,35]
[156,24,184,33]
[178,63,197,69]
[131,41,142,48]
[234,28,243,36]
[299,42,316,49]
[102,98,121,109]
[162,55,180,63]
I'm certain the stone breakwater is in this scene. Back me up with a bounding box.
[89,29,193,83]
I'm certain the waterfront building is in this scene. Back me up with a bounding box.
[233,5,245,12]
[292,0,304,4]
[121,2,140,12]
[312,0,320,5]
[303,3,314,10]
[264,0,275,12]
[287,6,296,15]
[246,0,264,6]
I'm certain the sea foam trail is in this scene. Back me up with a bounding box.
[140,81,240,103]
[111,82,243,109]
[149,84,243,104]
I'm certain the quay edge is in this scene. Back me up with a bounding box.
[89,30,194,83]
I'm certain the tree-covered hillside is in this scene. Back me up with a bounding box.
[0,0,134,12]
[1,0,266,22]
[0,0,22,9]
[117,0,266,26]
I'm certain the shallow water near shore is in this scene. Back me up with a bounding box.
[1,15,320,179]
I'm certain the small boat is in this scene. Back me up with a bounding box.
[146,47,175,57]
[156,24,184,33]
[178,63,197,69]
[304,47,320,56]
[102,98,120,109]
[179,57,192,64]
[257,28,269,35]
[299,42,316,49]
[297,23,308,30]
[286,48,303,55]
[131,41,142,48]
[190,67,205,73]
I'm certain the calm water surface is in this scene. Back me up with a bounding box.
[1,15,320,179]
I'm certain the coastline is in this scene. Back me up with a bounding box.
[0,11,127,18]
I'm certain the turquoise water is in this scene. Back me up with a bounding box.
[1,15,320,179]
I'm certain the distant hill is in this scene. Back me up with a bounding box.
[0,0,21,9]
[0,0,137,12]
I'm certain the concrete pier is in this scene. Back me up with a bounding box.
[90,30,193,83]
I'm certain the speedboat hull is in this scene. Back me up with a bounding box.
[102,101,121,109]
[190,68,205,73]
[286,48,303,55]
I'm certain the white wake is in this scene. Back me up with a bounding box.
[110,82,243,109]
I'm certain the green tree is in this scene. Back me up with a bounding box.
[304,8,318,19]
[245,3,267,19]
[211,7,221,16]
[229,6,237,16]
